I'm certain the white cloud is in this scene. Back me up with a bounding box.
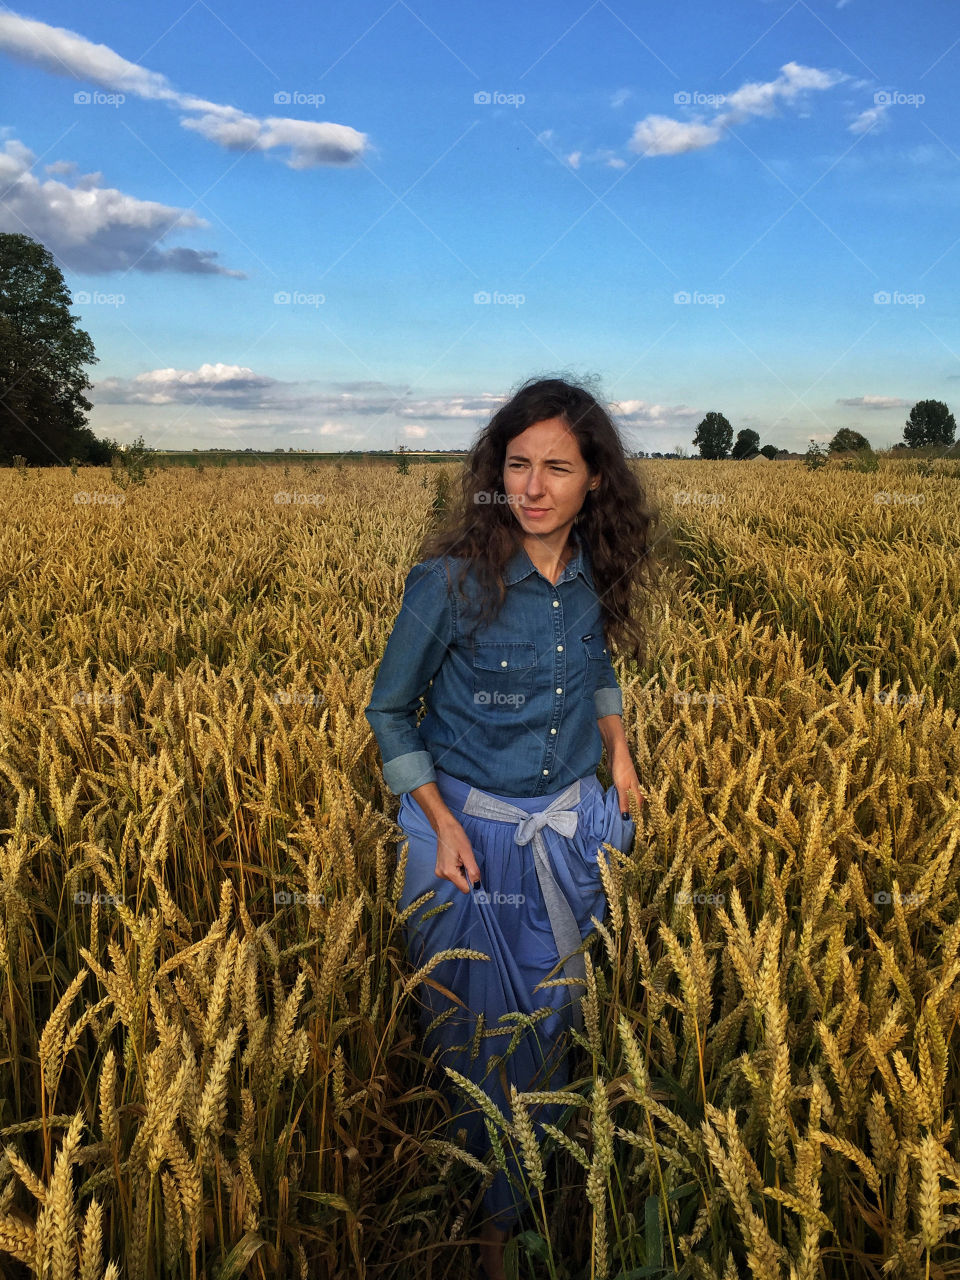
[0,137,245,276]
[97,363,276,404]
[611,400,702,426]
[628,61,844,158]
[0,10,368,170]
[610,88,631,109]
[565,150,582,169]
[628,115,724,157]
[836,395,910,409]
[850,103,889,134]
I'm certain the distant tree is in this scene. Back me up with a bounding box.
[731,428,761,459]
[759,444,779,460]
[0,233,113,465]
[902,400,956,448]
[804,439,829,471]
[829,427,871,453]
[693,411,733,459]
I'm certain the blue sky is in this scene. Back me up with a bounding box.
[2,0,958,454]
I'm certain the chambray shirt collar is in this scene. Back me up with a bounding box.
[501,526,595,591]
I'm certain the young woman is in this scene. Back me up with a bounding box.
[365,376,657,1279]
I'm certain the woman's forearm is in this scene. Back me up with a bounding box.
[597,713,632,766]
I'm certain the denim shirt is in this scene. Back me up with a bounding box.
[364,529,623,797]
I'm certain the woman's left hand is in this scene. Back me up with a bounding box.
[611,755,645,820]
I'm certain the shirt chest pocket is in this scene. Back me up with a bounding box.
[581,633,609,700]
[473,642,537,707]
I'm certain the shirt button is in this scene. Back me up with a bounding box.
[550,728,557,734]
[557,645,563,652]
[543,769,549,775]
[552,600,559,607]
[500,660,508,667]
[556,687,562,695]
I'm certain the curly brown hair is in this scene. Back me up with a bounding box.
[418,374,661,664]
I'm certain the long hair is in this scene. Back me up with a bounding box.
[418,374,660,664]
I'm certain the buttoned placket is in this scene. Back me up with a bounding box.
[532,555,579,795]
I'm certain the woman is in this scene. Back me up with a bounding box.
[364,376,657,1278]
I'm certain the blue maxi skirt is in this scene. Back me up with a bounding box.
[396,766,636,1230]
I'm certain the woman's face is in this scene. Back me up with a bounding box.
[502,416,600,539]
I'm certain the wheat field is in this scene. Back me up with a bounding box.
[0,455,958,1280]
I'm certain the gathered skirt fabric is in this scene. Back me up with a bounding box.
[396,767,636,1230]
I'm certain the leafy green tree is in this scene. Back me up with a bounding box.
[804,439,828,470]
[759,444,779,460]
[692,411,733,459]
[829,428,871,453]
[902,400,956,448]
[0,233,111,466]
[731,428,761,459]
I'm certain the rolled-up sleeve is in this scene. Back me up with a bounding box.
[594,644,623,718]
[364,562,453,795]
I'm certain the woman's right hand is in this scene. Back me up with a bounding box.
[435,817,481,895]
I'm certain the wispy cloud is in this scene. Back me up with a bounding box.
[629,61,845,158]
[0,138,245,276]
[836,394,910,408]
[0,10,369,170]
[850,102,889,134]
